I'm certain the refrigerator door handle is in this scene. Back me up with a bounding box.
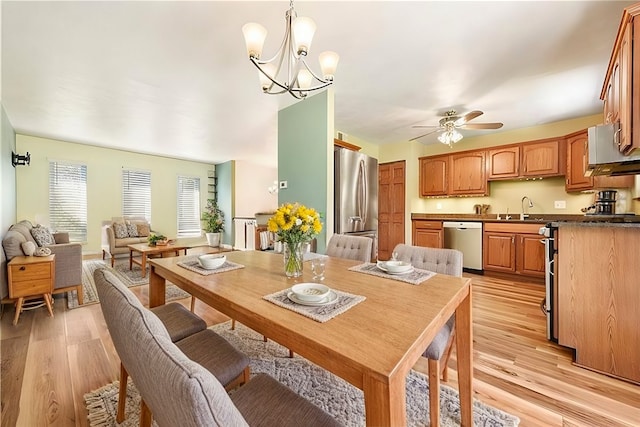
[357,159,367,226]
[349,216,362,223]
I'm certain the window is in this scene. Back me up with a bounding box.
[122,169,151,222]
[49,161,88,242]
[177,175,201,237]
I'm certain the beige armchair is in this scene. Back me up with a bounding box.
[2,220,83,304]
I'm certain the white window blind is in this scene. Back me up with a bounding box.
[122,169,151,222]
[177,175,201,237]
[49,161,88,242]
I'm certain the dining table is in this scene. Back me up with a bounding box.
[148,250,473,427]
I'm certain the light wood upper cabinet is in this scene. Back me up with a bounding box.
[488,146,520,180]
[601,6,640,154]
[566,131,593,192]
[565,130,633,192]
[521,139,564,177]
[449,151,488,196]
[419,155,448,196]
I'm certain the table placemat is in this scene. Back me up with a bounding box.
[263,288,365,323]
[177,256,245,276]
[348,263,435,285]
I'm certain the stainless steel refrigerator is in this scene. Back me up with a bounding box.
[334,148,378,258]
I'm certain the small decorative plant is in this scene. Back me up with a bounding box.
[148,233,167,246]
[202,199,224,233]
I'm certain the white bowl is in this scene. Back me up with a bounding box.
[198,254,226,270]
[291,283,331,302]
[382,260,412,273]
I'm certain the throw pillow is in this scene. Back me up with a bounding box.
[113,222,129,239]
[126,223,138,237]
[34,247,52,257]
[136,223,150,237]
[30,225,55,247]
[21,241,36,256]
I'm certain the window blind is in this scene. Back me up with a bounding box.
[177,175,201,237]
[122,169,151,222]
[49,161,88,242]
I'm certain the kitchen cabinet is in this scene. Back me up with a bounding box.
[419,155,448,196]
[449,151,488,196]
[378,161,406,260]
[565,130,634,192]
[412,220,443,248]
[488,146,520,180]
[557,224,640,384]
[521,139,565,178]
[602,5,639,154]
[483,222,544,278]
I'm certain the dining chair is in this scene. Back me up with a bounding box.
[391,243,463,427]
[94,268,250,426]
[94,268,340,427]
[326,233,373,262]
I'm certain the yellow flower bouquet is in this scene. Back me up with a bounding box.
[267,203,322,277]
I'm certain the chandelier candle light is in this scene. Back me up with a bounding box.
[242,1,339,99]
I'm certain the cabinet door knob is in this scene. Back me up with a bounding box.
[19,266,26,271]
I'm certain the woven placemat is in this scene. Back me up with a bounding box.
[263,288,365,323]
[348,263,435,285]
[177,256,245,276]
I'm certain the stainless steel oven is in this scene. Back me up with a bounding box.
[538,224,557,341]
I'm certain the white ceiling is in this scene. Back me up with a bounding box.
[1,1,633,168]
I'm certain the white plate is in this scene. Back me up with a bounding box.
[377,263,414,275]
[287,290,338,306]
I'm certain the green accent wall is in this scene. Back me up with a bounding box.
[278,91,333,253]
[215,161,234,247]
[1,105,17,298]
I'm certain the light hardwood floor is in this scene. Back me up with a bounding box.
[1,270,639,426]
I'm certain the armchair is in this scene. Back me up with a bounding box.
[2,220,83,305]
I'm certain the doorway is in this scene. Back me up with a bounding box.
[378,160,406,260]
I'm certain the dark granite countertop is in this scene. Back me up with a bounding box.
[411,213,640,225]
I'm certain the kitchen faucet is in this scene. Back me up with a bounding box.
[521,196,533,219]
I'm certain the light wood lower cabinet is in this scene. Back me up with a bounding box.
[557,224,640,384]
[483,223,545,279]
[411,220,443,248]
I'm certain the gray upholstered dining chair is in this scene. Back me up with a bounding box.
[94,268,250,426]
[94,268,340,427]
[392,243,463,427]
[326,233,373,262]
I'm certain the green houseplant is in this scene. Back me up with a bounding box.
[202,199,224,247]
[147,233,167,246]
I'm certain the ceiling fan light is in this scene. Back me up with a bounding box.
[292,16,316,56]
[242,23,267,59]
[319,51,339,80]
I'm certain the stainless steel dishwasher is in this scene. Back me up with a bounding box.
[443,221,483,272]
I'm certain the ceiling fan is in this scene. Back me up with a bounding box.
[410,109,504,144]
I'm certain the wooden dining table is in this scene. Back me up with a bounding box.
[148,250,473,427]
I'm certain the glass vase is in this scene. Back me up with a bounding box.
[283,242,304,278]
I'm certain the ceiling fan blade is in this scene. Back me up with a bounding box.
[409,128,441,141]
[460,122,504,130]
[455,110,483,126]
[411,125,440,129]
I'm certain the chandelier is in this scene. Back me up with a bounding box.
[242,1,339,99]
[437,122,463,147]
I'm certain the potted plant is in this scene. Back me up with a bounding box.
[202,199,224,247]
[148,233,168,246]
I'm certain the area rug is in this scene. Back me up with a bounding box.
[67,260,191,309]
[84,322,520,427]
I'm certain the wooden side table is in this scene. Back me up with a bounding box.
[8,255,55,325]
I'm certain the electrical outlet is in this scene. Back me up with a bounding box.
[436,203,442,210]
[554,200,566,209]
[279,180,288,189]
